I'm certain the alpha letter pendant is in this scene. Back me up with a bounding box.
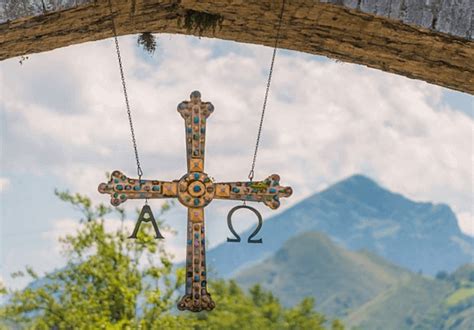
[128,204,165,239]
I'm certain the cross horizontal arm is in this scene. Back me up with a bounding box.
[213,174,292,209]
[98,170,178,206]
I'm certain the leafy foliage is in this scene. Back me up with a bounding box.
[137,32,157,54]
[0,190,343,329]
[1,191,181,328]
[436,270,450,281]
[178,10,224,36]
[187,281,344,330]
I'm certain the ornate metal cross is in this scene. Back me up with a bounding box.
[98,91,292,312]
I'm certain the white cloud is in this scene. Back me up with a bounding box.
[0,177,10,192]
[41,218,80,254]
[43,217,134,252]
[0,33,472,241]
[41,218,79,246]
[457,212,474,237]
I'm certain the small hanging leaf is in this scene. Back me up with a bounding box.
[19,55,29,65]
[137,32,157,54]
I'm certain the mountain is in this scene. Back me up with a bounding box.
[235,231,414,316]
[207,174,472,277]
[234,231,474,329]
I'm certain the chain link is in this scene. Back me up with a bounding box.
[107,0,144,181]
[248,0,286,182]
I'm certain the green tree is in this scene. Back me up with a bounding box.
[1,190,343,330]
[1,190,183,329]
[191,280,343,330]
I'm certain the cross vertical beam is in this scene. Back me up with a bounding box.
[176,91,215,310]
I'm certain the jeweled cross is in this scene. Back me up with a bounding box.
[98,91,292,312]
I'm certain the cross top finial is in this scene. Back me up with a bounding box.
[190,90,201,100]
[177,91,214,117]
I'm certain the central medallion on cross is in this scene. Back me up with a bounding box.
[98,91,292,312]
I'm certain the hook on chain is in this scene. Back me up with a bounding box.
[248,170,255,182]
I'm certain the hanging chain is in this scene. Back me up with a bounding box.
[107,0,144,181]
[248,0,286,182]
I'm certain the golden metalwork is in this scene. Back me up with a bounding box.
[98,91,292,312]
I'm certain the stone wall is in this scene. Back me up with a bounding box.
[0,0,473,93]
[324,0,472,39]
[2,1,471,39]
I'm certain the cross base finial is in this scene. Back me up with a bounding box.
[178,292,215,312]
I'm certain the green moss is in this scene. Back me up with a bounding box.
[178,10,224,36]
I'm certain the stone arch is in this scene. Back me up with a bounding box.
[1,0,473,93]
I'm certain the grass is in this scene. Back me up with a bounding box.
[445,287,474,306]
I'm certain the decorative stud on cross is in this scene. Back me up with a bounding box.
[98,91,292,312]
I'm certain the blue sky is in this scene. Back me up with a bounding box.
[0,34,472,289]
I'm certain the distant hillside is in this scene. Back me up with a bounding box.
[344,264,474,329]
[345,276,452,329]
[235,231,413,317]
[207,174,472,277]
[234,231,474,329]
